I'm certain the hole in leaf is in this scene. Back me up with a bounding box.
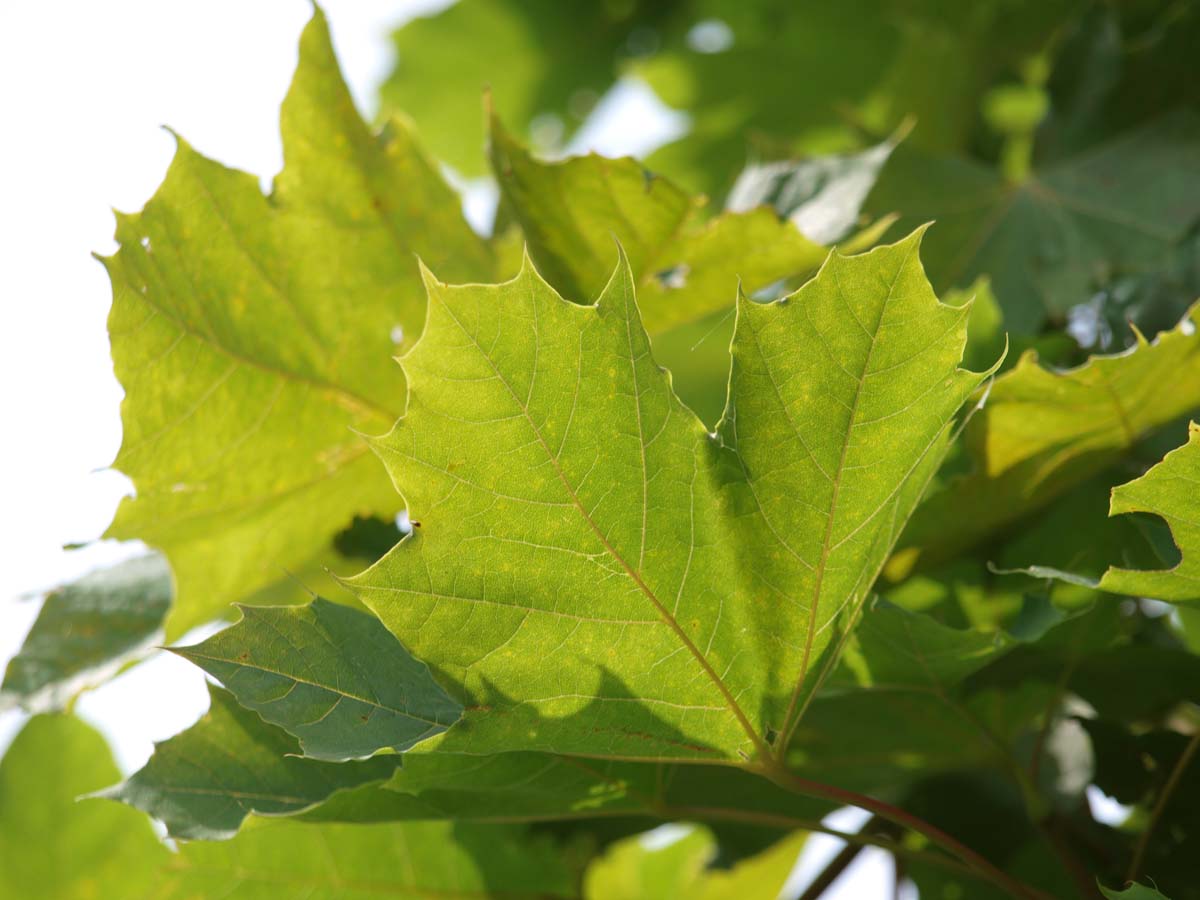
[655,264,689,290]
[332,514,405,562]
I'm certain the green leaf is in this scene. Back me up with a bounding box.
[786,681,1054,795]
[900,302,1200,566]
[866,112,1200,333]
[833,598,1008,693]
[1005,423,1200,602]
[583,825,806,900]
[351,229,989,764]
[489,113,837,336]
[327,750,829,827]
[175,598,462,761]
[1097,423,1200,600]
[1,554,170,712]
[0,715,169,900]
[101,685,399,839]
[101,9,493,639]
[383,0,1081,195]
[637,0,1081,195]
[0,714,577,900]
[152,819,577,900]
[381,0,670,176]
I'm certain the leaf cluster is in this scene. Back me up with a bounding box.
[6,2,1200,898]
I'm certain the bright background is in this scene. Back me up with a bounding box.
[7,2,1116,896]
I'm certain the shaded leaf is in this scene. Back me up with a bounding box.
[351,231,987,764]
[1056,423,1200,601]
[100,685,399,839]
[152,819,577,900]
[901,302,1200,565]
[102,10,493,639]
[1,554,170,712]
[175,598,462,761]
[489,112,838,336]
[301,748,830,833]
[833,598,1008,693]
[867,113,1200,333]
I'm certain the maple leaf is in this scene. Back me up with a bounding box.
[100,11,493,638]
[900,301,1200,566]
[1000,422,1200,602]
[350,229,993,764]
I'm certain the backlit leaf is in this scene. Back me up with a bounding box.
[153,819,577,900]
[900,302,1200,566]
[101,10,493,639]
[351,230,989,764]
[1002,423,1200,602]
[583,825,806,900]
[0,715,168,900]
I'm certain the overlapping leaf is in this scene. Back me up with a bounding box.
[490,113,838,336]
[101,10,493,638]
[300,751,835,841]
[867,113,1200,334]
[491,115,890,422]
[1,554,170,712]
[1005,423,1200,602]
[101,686,400,839]
[175,599,462,761]
[1,713,577,900]
[901,301,1200,565]
[351,230,990,764]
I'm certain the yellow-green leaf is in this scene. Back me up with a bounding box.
[101,10,493,639]
[351,230,989,764]
[0,715,169,900]
[900,302,1200,567]
[583,825,806,900]
[1004,423,1200,602]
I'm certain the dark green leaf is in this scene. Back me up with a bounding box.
[100,685,400,839]
[867,113,1200,334]
[175,599,462,761]
[1,554,170,712]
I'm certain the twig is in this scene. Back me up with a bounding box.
[1126,728,1200,883]
[796,815,893,900]
[755,762,1053,900]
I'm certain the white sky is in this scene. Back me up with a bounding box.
[0,2,901,895]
